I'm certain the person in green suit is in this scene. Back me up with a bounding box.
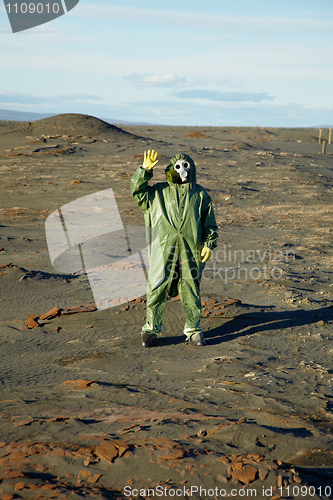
[130,150,218,347]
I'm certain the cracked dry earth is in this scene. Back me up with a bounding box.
[0,116,333,499]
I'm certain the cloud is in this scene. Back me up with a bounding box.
[0,91,103,105]
[173,90,275,102]
[125,74,186,87]
[217,78,243,89]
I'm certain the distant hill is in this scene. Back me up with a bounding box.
[26,113,137,138]
[0,113,146,139]
[0,108,150,126]
[0,109,54,122]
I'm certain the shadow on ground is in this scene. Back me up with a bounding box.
[206,305,333,345]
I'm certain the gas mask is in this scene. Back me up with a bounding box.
[174,160,190,183]
[167,159,190,184]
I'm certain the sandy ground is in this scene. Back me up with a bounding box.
[0,115,332,499]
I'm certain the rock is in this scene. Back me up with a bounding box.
[197,427,207,437]
[1,471,24,479]
[232,464,257,484]
[158,442,184,462]
[13,417,34,427]
[259,469,268,480]
[94,440,129,464]
[40,306,61,320]
[14,482,25,492]
[94,442,118,463]
[234,461,243,470]
[113,440,130,457]
[60,304,97,315]
[26,314,39,328]
[61,379,97,390]
[78,470,91,478]
[88,474,102,484]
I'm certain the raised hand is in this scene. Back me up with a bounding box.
[143,150,158,170]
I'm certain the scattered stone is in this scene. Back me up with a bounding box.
[47,416,69,422]
[88,473,102,484]
[234,461,243,470]
[259,469,268,480]
[61,379,97,390]
[157,443,184,462]
[232,464,257,484]
[40,306,61,320]
[197,427,207,438]
[0,263,12,269]
[1,470,24,479]
[13,417,34,427]
[94,440,129,464]
[265,461,278,470]
[41,484,56,490]
[26,314,39,329]
[14,482,25,492]
[78,470,91,478]
[60,304,97,315]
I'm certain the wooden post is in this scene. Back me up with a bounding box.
[322,141,326,154]
[318,129,322,144]
[329,127,332,145]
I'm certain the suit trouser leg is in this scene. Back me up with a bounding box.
[142,279,170,335]
[178,277,202,338]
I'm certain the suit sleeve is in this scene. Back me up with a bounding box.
[130,166,154,213]
[201,191,218,250]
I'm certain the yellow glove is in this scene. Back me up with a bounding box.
[201,246,211,263]
[143,150,158,170]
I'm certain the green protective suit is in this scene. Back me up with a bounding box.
[130,153,218,339]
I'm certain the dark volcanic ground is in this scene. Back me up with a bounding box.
[0,115,332,499]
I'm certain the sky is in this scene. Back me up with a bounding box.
[0,0,333,126]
